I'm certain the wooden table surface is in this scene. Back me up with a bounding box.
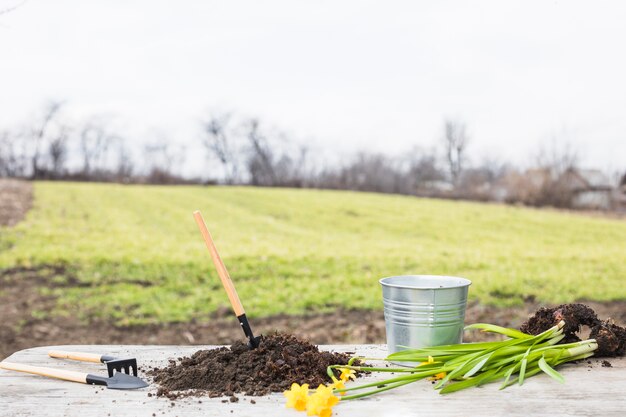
[1,344,624,417]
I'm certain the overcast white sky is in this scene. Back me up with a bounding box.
[1,0,625,176]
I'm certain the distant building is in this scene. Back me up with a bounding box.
[561,168,614,210]
[491,167,617,210]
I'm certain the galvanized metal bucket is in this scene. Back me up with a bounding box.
[380,275,471,357]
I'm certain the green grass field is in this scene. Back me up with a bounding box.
[1,182,625,326]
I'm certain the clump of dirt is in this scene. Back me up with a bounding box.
[150,333,357,399]
[520,304,598,343]
[520,303,626,357]
[590,320,626,357]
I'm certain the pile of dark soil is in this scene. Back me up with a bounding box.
[520,303,626,357]
[150,333,356,399]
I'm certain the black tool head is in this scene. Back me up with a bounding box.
[104,358,138,378]
[86,372,149,390]
[238,314,263,349]
[106,372,149,390]
[248,335,263,349]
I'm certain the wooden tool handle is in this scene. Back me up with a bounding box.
[48,350,102,363]
[0,362,88,384]
[193,210,245,316]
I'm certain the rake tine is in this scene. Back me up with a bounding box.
[105,358,138,377]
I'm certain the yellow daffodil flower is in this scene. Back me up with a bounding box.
[306,384,340,417]
[338,368,356,382]
[330,377,346,395]
[428,371,447,381]
[284,382,310,411]
[418,356,435,367]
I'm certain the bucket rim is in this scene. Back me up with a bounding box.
[379,275,472,289]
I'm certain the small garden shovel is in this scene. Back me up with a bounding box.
[193,210,262,349]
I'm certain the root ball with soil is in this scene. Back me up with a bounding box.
[520,303,626,357]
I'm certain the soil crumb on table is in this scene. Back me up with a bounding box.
[520,303,626,357]
[601,360,612,368]
[150,333,355,399]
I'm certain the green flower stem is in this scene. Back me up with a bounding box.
[336,366,456,395]
[326,364,420,380]
[344,366,416,373]
[440,367,503,394]
[340,379,418,400]
[327,362,448,380]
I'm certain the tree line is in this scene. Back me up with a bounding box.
[1,101,624,210]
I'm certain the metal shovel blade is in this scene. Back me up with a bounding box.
[87,372,149,390]
[248,335,263,349]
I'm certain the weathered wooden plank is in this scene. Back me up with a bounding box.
[0,345,624,416]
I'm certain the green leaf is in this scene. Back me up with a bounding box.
[387,342,497,357]
[538,356,565,384]
[465,323,532,339]
[440,368,502,394]
[519,357,528,385]
[502,365,542,389]
[446,352,486,380]
[518,346,532,386]
[464,352,493,378]
[433,372,452,390]
[499,365,516,389]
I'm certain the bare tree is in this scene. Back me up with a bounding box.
[30,100,64,178]
[289,145,311,187]
[0,0,27,16]
[535,137,578,176]
[408,150,445,187]
[115,143,134,181]
[441,118,470,186]
[333,152,408,194]
[201,113,240,183]
[0,130,24,177]
[245,118,277,186]
[144,139,187,183]
[529,138,579,207]
[476,157,509,183]
[47,126,70,178]
[501,138,580,207]
[79,118,113,175]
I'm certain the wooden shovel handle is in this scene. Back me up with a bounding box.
[48,350,102,363]
[193,211,245,316]
[0,362,88,384]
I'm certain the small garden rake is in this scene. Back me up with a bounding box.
[48,350,139,377]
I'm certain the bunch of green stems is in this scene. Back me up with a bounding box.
[329,321,597,399]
